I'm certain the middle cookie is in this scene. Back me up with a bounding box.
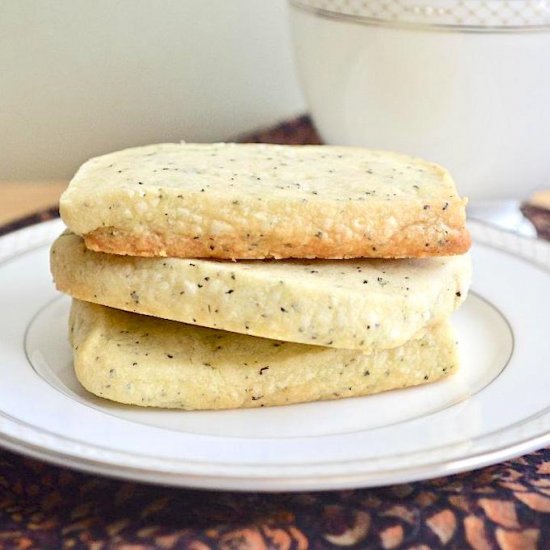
[51,231,471,351]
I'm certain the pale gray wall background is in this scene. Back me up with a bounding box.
[0,0,305,180]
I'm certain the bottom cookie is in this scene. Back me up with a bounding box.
[70,299,458,410]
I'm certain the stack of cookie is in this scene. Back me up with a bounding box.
[51,143,471,410]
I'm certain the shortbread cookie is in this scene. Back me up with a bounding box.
[59,143,470,259]
[70,300,458,410]
[52,232,471,351]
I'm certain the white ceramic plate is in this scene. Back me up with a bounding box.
[0,219,549,491]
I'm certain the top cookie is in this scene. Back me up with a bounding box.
[60,143,470,259]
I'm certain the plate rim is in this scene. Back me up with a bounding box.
[1,421,549,492]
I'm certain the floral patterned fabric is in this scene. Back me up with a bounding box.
[0,448,549,549]
[1,116,549,549]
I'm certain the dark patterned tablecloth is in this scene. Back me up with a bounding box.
[1,116,549,549]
